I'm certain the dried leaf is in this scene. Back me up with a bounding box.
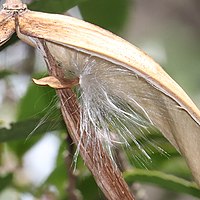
[32,76,79,88]
[0,10,15,45]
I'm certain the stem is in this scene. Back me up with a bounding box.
[41,40,135,200]
[59,88,135,200]
[66,135,79,200]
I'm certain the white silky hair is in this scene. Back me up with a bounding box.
[45,42,167,165]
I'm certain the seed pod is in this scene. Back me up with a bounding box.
[1,0,200,188]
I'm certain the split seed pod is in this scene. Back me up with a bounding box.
[1,0,200,188]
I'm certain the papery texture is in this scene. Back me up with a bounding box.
[0,4,199,186]
[45,42,200,185]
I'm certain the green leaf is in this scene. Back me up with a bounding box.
[0,118,63,143]
[17,81,58,121]
[0,70,13,79]
[0,174,13,192]
[124,169,200,198]
[42,164,67,198]
[0,34,18,52]
[78,174,103,200]
[0,79,65,156]
[29,0,88,13]
[79,0,131,34]
[158,157,192,179]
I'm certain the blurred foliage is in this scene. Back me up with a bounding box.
[0,0,200,200]
[29,0,87,13]
[0,70,13,79]
[124,169,200,198]
[79,0,131,34]
[0,174,13,192]
[0,33,18,52]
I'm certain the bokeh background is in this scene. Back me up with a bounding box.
[0,0,200,199]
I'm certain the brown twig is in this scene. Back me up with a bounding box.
[40,40,135,200]
[66,135,80,200]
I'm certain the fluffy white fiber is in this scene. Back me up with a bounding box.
[44,42,167,165]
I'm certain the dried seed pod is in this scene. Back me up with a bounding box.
[1,0,200,188]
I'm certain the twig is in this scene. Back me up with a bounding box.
[40,40,135,200]
[66,135,79,200]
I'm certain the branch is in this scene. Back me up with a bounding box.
[66,135,80,200]
[40,40,135,200]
